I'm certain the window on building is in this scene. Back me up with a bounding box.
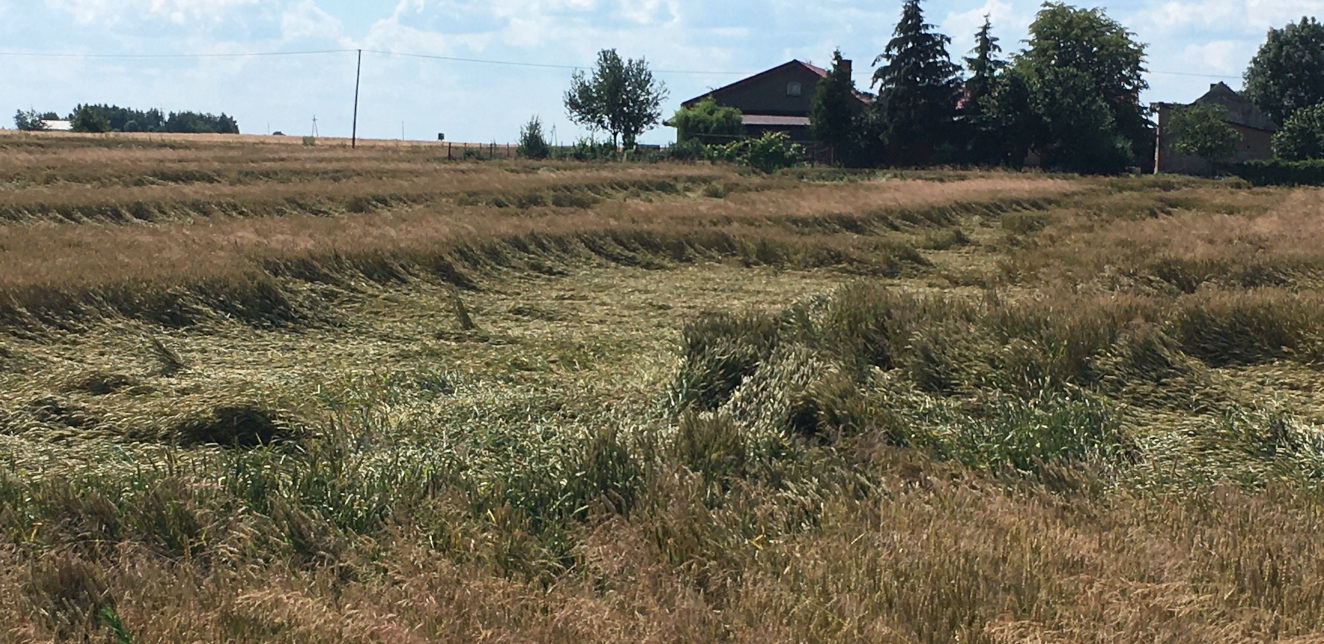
[787,82,802,97]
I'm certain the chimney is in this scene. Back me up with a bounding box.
[841,59,853,78]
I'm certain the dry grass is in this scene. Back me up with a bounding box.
[4,135,1324,642]
[0,135,1071,330]
[1001,183,1324,292]
[0,174,1064,288]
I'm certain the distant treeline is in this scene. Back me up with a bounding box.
[14,105,240,134]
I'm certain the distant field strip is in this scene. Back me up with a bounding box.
[0,136,1075,330]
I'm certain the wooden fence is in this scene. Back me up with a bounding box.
[441,142,520,161]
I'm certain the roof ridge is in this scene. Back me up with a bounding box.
[681,59,865,108]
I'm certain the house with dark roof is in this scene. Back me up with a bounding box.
[1152,82,1278,174]
[675,60,871,144]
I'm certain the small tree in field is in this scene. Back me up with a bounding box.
[564,49,668,150]
[517,116,551,159]
[1170,103,1240,172]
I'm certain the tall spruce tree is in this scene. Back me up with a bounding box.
[964,17,1002,116]
[809,49,863,163]
[963,16,1004,163]
[872,0,962,164]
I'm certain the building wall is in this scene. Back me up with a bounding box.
[1154,104,1276,174]
[1237,124,1274,160]
[707,65,825,117]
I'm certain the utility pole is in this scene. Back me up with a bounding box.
[352,49,362,149]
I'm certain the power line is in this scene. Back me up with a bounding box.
[0,48,356,59]
[0,45,1244,81]
[0,46,754,76]
[361,48,752,76]
[361,49,584,71]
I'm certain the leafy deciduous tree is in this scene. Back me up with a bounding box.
[1020,2,1150,166]
[1027,65,1131,173]
[669,97,743,145]
[983,65,1035,167]
[988,3,1147,173]
[1170,103,1240,171]
[1272,103,1324,160]
[70,105,111,133]
[871,0,962,164]
[1244,17,1324,127]
[64,104,238,134]
[565,49,668,150]
[13,110,49,131]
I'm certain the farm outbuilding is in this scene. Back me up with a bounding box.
[676,60,871,144]
[1152,82,1277,174]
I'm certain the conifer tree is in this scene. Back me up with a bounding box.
[963,16,1004,163]
[809,49,863,162]
[871,0,962,164]
[964,17,1002,116]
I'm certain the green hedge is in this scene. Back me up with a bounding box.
[1226,159,1324,186]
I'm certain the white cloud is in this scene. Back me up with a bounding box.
[1180,39,1254,73]
[281,0,342,41]
[942,0,1031,62]
[616,0,679,26]
[1131,0,1324,36]
[361,13,493,54]
[44,0,260,24]
[390,0,426,22]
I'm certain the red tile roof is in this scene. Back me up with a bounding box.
[802,62,829,77]
[682,60,867,108]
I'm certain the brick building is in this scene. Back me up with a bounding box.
[676,60,870,144]
[1152,82,1277,174]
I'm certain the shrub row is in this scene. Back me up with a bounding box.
[1226,159,1324,186]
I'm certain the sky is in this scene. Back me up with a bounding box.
[0,0,1318,144]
